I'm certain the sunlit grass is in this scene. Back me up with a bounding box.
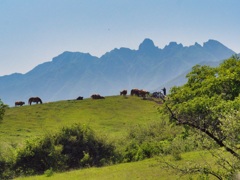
[0,95,224,179]
[0,95,160,149]
[15,150,218,180]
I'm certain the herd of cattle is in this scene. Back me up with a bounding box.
[14,88,166,106]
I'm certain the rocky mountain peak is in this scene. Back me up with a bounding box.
[163,42,183,51]
[138,38,158,51]
[203,39,235,59]
[203,39,224,49]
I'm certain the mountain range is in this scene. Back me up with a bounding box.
[0,38,236,106]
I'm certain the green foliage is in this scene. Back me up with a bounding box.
[55,124,117,168]
[163,56,240,178]
[0,99,12,179]
[121,121,173,162]
[44,168,54,177]
[0,99,7,121]
[80,151,91,167]
[14,124,117,176]
[14,134,63,175]
[121,120,206,162]
[0,155,13,180]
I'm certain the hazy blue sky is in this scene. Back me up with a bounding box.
[1,0,240,75]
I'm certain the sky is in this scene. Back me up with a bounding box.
[1,0,240,76]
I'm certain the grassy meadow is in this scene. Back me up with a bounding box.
[15,151,217,180]
[0,96,160,154]
[0,95,221,179]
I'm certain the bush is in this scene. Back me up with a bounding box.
[121,120,210,162]
[14,124,118,176]
[55,124,117,169]
[0,156,14,179]
[14,134,63,176]
[44,168,54,177]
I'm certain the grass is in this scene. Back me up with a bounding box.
[0,96,160,152]
[15,158,174,180]
[15,150,218,180]
[0,95,223,179]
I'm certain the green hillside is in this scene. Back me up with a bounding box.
[0,95,225,179]
[0,96,160,151]
[16,151,214,180]
[2,55,240,179]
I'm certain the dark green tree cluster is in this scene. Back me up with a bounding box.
[13,124,118,177]
[0,99,7,122]
[163,55,240,178]
[0,99,10,179]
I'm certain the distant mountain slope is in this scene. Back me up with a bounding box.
[0,39,236,106]
[159,60,224,93]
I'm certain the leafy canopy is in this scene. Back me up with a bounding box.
[163,55,240,178]
[0,99,7,121]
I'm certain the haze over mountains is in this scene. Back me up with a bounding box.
[0,38,236,106]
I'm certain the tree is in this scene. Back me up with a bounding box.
[0,99,7,121]
[162,55,240,178]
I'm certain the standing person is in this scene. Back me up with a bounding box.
[162,87,166,96]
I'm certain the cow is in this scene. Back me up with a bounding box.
[131,89,149,97]
[131,89,140,96]
[120,90,127,96]
[91,94,105,99]
[76,96,83,100]
[15,101,25,106]
[28,97,42,105]
[139,90,150,97]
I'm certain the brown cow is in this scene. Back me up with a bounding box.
[120,90,127,96]
[130,89,140,96]
[139,90,150,97]
[15,101,25,106]
[91,94,105,99]
[131,89,149,97]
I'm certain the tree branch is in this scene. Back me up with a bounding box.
[163,102,240,160]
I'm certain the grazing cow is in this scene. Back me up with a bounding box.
[15,101,25,106]
[131,89,140,96]
[91,94,105,99]
[120,90,127,96]
[28,97,42,105]
[131,89,149,97]
[76,96,83,100]
[139,90,150,97]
